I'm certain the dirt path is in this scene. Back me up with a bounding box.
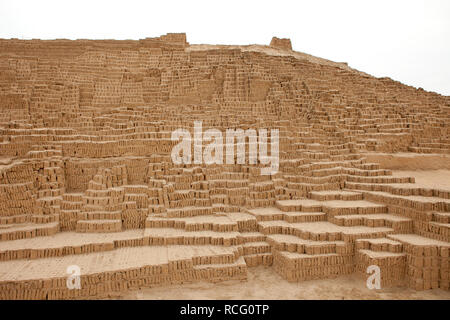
[115,266,450,300]
[392,169,450,191]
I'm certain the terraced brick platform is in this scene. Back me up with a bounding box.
[0,33,449,299]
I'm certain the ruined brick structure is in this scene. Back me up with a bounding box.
[0,33,449,299]
[270,37,292,50]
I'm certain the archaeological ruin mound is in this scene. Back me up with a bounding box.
[0,33,449,299]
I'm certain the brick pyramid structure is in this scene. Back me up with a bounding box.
[0,33,449,299]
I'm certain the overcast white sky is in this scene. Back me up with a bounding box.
[1,0,449,95]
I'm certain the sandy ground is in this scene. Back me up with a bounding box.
[392,169,450,191]
[365,153,450,170]
[115,267,450,300]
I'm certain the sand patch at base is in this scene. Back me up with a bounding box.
[392,170,450,191]
[115,266,450,300]
[364,153,450,170]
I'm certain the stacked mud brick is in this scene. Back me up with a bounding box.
[0,33,448,299]
[355,238,406,288]
[269,37,292,51]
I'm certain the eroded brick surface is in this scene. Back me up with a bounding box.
[0,34,449,299]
